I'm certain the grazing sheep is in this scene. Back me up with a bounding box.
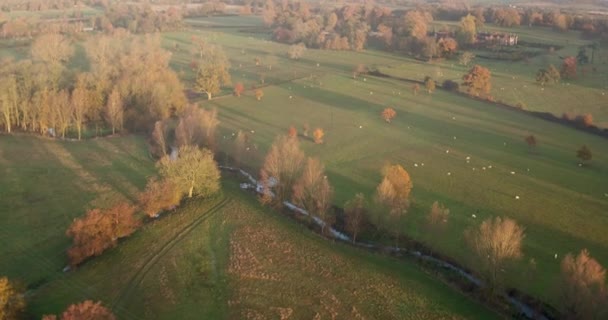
[359,125,363,129]
[421,163,425,166]
[447,172,451,176]
[446,150,450,153]
[414,163,418,167]
[515,195,520,199]
[472,214,477,218]
[555,253,558,259]
[510,171,515,175]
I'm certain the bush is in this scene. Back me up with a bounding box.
[443,80,460,92]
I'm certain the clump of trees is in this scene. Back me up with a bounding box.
[0,32,188,136]
[577,145,592,165]
[42,300,116,320]
[66,203,141,266]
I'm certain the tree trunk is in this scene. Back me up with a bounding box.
[188,182,194,198]
[206,92,212,100]
[77,123,82,140]
[112,127,115,135]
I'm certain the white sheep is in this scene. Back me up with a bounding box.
[472,214,477,218]
[510,171,515,175]
[515,195,520,199]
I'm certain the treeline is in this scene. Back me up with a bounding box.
[102,2,183,34]
[0,31,187,138]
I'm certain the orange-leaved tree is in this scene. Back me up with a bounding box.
[42,300,116,320]
[374,164,412,245]
[381,107,396,123]
[462,65,491,97]
[313,128,324,144]
[138,178,182,218]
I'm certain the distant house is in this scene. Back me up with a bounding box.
[476,32,518,46]
[430,30,518,46]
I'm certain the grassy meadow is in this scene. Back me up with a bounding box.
[164,16,608,304]
[0,135,499,319]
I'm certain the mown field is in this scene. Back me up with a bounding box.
[167,16,608,305]
[0,135,499,319]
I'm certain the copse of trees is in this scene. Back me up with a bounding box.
[0,31,188,137]
[66,202,140,266]
[103,2,183,34]
[138,178,181,218]
[42,300,116,320]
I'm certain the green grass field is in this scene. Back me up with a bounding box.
[166,18,608,305]
[0,134,155,288]
[0,135,500,319]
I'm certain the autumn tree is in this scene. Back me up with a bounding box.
[66,203,140,266]
[525,134,537,152]
[233,82,244,97]
[195,45,231,100]
[402,11,429,42]
[292,157,334,233]
[381,107,396,123]
[175,105,219,150]
[287,43,306,60]
[374,165,412,244]
[70,74,91,140]
[558,249,608,320]
[43,300,116,320]
[426,201,449,233]
[577,145,592,165]
[260,135,305,204]
[536,65,561,86]
[158,145,220,198]
[288,125,297,138]
[459,51,475,67]
[353,63,367,79]
[462,65,492,97]
[465,216,525,291]
[138,178,181,218]
[561,56,577,80]
[576,113,593,127]
[0,277,25,320]
[424,77,436,94]
[344,193,366,243]
[412,84,420,95]
[0,75,17,134]
[313,128,324,144]
[31,33,73,86]
[458,14,477,45]
[151,120,168,158]
[104,87,123,135]
[255,89,264,101]
[437,37,458,58]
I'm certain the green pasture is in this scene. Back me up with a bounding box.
[167,19,608,304]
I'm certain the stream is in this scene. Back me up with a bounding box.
[220,165,552,320]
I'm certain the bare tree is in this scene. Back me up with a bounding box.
[151,120,168,158]
[344,193,366,243]
[293,157,334,233]
[195,45,231,100]
[104,86,123,135]
[465,216,525,292]
[260,135,305,205]
[70,74,91,140]
[0,277,26,320]
[558,249,608,320]
[426,201,449,233]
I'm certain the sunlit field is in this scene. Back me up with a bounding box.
[165,16,608,303]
